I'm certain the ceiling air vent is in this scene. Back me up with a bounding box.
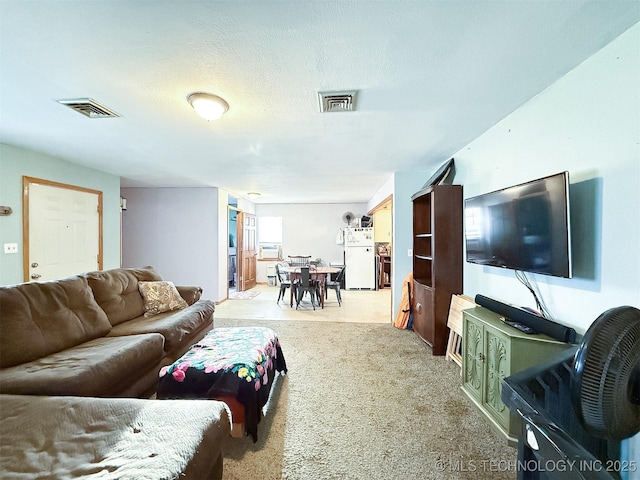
[57,98,120,118]
[318,90,358,113]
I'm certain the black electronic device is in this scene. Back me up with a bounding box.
[500,316,537,334]
[465,171,572,278]
[475,294,576,343]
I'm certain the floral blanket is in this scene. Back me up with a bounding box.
[157,327,287,442]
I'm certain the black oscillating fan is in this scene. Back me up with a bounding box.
[572,305,640,440]
[342,211,355,227]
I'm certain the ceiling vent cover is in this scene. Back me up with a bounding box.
[57,98,120,118]
[318,90,358,113]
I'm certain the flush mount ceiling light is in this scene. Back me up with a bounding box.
[247,192,261,199]
[187,92,229,121]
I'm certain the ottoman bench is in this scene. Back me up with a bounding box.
[157,326,287,442]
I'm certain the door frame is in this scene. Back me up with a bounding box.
[228,205,240,295]
[22,176,103,282]
[368,194,394,317]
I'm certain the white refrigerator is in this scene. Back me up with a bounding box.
[344,227,375,289]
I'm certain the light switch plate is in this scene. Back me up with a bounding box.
[4,243,18,254]
[408,248,413,257]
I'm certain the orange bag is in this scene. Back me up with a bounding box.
[393,272,413,329]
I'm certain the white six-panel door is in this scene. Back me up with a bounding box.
[24,177,102,282]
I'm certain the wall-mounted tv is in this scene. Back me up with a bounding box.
[465,172,572,278]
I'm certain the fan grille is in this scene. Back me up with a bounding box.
[342,211,355,226]
[574,306,640,439]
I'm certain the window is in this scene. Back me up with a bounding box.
[258,217,282,243]
[258,216,282,259]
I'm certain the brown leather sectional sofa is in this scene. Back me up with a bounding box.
[0,266,230,479]
[0,266,213,397]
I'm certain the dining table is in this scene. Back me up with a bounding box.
[281,266,341,308]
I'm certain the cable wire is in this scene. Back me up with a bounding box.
[515,270,552,320]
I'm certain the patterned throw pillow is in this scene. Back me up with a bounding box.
[138,281,188,317]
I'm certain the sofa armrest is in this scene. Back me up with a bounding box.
[175,286,203,305]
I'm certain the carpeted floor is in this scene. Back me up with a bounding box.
[217,318,516,480]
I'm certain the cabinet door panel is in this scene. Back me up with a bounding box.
[484,328,510,428]
[412,281,434,344]
[463,318,483,402]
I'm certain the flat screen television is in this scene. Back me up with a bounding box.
[465,172,572,278]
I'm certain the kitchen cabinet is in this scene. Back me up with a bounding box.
[411,184,462,355]
[373,208,391,243]
[461,306,574,444]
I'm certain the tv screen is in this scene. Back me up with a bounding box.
[465,172,572,278]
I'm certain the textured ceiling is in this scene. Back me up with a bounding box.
[1,1,638,203]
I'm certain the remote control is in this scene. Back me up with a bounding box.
[500,316,537,334]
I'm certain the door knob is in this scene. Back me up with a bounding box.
[30,273,41,280]
[31,262,39,268]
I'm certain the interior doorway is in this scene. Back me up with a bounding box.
[228,206,238,293]
[236,211,257,292]
[369,194,394,319]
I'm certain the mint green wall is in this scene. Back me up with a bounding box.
[0,144,121,285]
[453,24,639,334]
[390,171,430,320]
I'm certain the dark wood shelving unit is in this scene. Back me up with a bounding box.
[411,184,463,355]
[378,254,391,289]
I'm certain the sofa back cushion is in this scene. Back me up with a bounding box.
[84,266,163,325]
[0,276,112,368]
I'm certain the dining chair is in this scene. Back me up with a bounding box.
[288,255,311,266]
[275,263,294,305]
[310,258,325,267]
[295,266,319,310]
[325,265,345,306]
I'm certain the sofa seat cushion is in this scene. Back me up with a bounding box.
[0,275,112,368]
[84,266,163,326]
[0,394,230,480]
[107,300,215,354]
[0,333,164,397]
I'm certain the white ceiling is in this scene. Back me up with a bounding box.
[1,1,638,204]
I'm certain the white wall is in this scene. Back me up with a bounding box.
[255,202,368,265]
[120,187,220,301]
[390,172,431,319]
[453,23,640,334]
[0,144,121,285]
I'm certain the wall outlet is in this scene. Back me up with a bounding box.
[4,243,18,254]
[408,248,413,257]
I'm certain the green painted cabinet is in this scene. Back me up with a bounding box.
[462,306,574,444]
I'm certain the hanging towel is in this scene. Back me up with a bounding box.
[336,228,344,245]
[394,272,413,329]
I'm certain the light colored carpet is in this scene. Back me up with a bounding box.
[217,318,516,480]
